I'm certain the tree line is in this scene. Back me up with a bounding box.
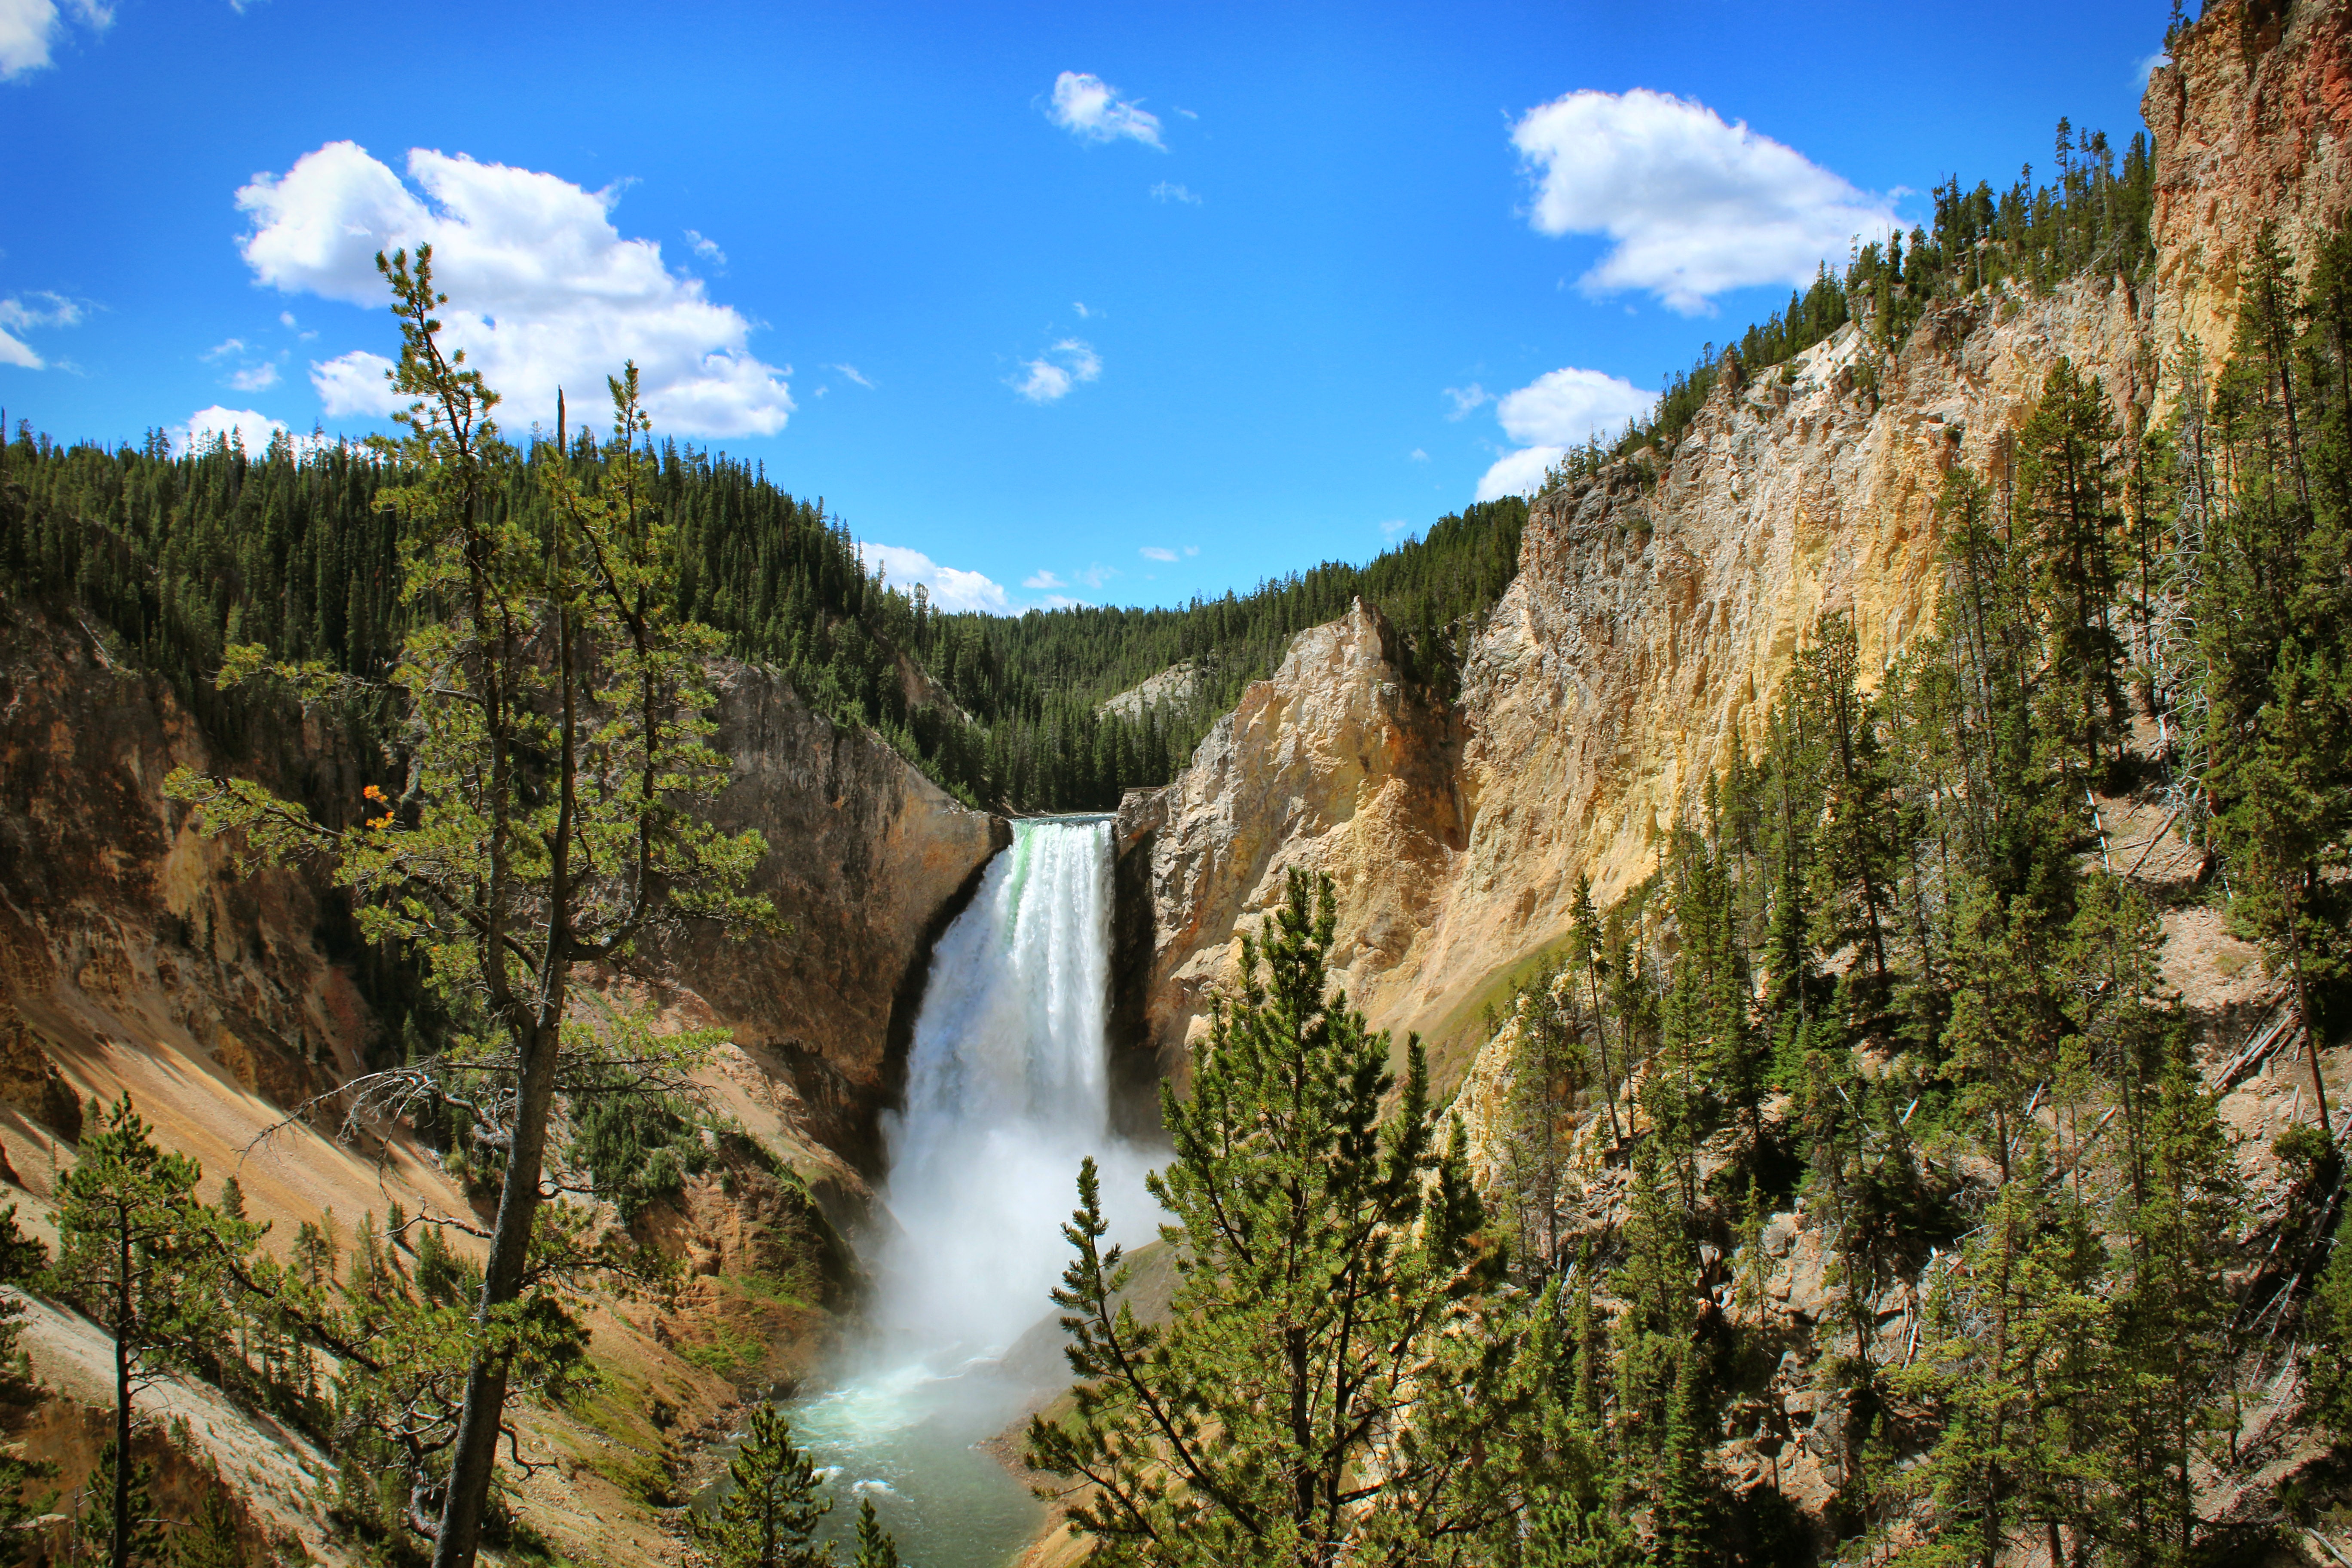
[1544,114,2158,494]
[0,419,1524,815]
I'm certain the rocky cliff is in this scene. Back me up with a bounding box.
[0,598,1003,1562]
[1125,0,2352,1089]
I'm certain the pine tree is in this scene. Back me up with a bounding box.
[164,251,775,1567]
[49,1096,258,1568]
[689,1405,831,1568]
[1027,869,1515,1568]
[850,1497,900,1568]
[74,1441,162,1568]
[169,1488,245,1568]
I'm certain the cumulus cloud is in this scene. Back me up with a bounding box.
[1442,383,1489,420]
[1474,365,1658,502]
[1010,337,1101,403]
[169,405,322,457]
[1048,71,1163,148]
[1512,88,1896,315]
[1139,545,1177,563]
[1494,366,1656,447]
[0,291,82,369]
[1150,181,1201,205]
[856,542,1013,615]
[227,361,281,392]
[0,0,109,81]
[236,141,794,435]
[1474,447,1566,504]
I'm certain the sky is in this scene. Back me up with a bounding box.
[3,0,2171,612]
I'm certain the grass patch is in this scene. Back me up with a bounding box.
[680,1319,764,1381]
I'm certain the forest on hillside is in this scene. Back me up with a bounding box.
[0,105,2162,818]
[0,422,1522,812]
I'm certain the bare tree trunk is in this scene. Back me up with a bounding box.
[430,1020,562,1568]
[113,1202,132,1568]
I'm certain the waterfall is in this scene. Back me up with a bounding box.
[872,815,1152,1359]
[775,817,1154,1568]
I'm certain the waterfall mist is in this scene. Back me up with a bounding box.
[771,818,1157,1568]
[873,815,1158,1361]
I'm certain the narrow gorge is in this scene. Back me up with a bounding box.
[0,1,2349,1564]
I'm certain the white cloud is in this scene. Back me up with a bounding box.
[236,141,794,436]
[1474,364,1658,503]
[1512,88,1896,315]
[1072,301,1093,318]
[201,337,246,361]
[1150,181,1202,205]
[227,361,281,392]
[1048,71,1164,149]
[1409,447,1429,462]
[1075,562,1117,590]
[0,291,83,369]
[170,405,320,457]
[2136,52,2172,85]
[1442,383,1489,420]
[830,362,874,389]
[1183,545,1198,557]
[683,228,726,266]
[1494,366,1655,447]
[309,349,398,415]
[1380,519,1412,540]
[857,542,1013,614]
[0,0,109,82]
[1010,337,1100,403]
[1139,545,1177,563]
[1475,446,1565,503]
[278,310,297,328]
[1023,570,1066,591]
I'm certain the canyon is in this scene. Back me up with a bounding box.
[0,0,2347,1562]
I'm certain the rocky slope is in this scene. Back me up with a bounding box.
[0,597,1002,1562]
[1124,0,2352,1090]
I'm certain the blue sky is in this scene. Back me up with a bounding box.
[4,0,2168,611]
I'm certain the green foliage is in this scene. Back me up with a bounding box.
[0,406,1526,815]
[49,1095,260,1568]
[169,1488,246,1568]
[568,1078,710,1222]
[72,1440,162,1568]
[688,1404,831,1568]
[2313,1205,2352,1436]
[849,1498,899,1568]
[1027,870,1519,1566]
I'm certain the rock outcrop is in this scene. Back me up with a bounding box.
[1128,601,1464,1080]
[662,662,1006,1173]
[1129,0,2352,1085]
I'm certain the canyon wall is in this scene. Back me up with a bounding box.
[0,598,1003,1560]
[1127,0,2352,1087]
